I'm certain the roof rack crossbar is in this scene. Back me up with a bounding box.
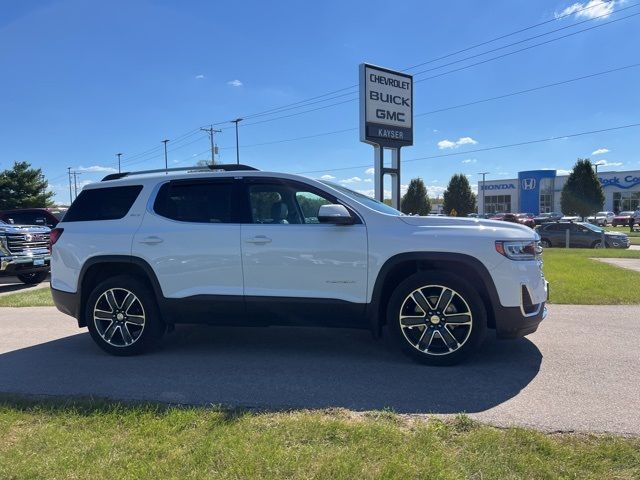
[101,164,258,181]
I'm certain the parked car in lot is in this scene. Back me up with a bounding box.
[0,220,51,284]
[50,164,547,365]
[489,213,535,229]
[535,221,629,249]
[533,212,563,225]
[587,211,615,226]
[612,211,635,227]
[0,208,66,228]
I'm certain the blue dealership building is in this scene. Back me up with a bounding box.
[477,169,640,215]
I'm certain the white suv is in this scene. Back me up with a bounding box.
[51,164,548,365]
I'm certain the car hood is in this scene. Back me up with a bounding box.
[0,224,50,234]
[605,231,628,237]
[399,215,536,237]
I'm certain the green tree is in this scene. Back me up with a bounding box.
[443,173,476,216]
[0,162,55,210]
[401,178,431,215]
[560,159,604,218]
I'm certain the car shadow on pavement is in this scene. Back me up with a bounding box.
[0,325,542,414]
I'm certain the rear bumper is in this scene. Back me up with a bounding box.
[51,287,80,320]
[0,254,50,276]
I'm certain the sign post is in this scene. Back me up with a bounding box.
[360,63,413,210]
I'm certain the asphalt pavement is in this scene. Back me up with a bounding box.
[0,304,639,435]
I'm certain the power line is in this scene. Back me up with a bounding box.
[230,2,638,125]
[234,9,640,129]
[188,62,638,156]
[114,1,634,163]
[218,0,622,123]
[296,122,640,175]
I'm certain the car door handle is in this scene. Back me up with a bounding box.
[245,235,272,245]
[139,236,164,245]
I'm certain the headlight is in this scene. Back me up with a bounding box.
[495,240,539,261]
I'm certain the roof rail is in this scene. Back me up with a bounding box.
[101,164,258,181]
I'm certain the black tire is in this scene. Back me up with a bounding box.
[17,271,48,285]
[387,271,487,366]
[85,275,165,356]
[591,240,606,249]
[540,238,552,248]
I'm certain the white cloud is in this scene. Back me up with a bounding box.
[319,174,335,180]
[437,140,457,149]
[363,178,372,183]
[437,137,478,149]
[365,167,374,175]
[555,0,618,20]
[461,158,477,164]
[227,79,243,87]
[339,176,363,184]
[556,169,572,175]
[595,159,623,167]
[592,148,609,155]
[195,74,205,79]
[76,165,117,173]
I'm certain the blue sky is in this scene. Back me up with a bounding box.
[1,0,639,204]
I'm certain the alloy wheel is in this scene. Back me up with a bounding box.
[398,285,473,356]
[93,288,146,347]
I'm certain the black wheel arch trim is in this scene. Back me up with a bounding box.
[367,252,502,336]
[71,255,165,327]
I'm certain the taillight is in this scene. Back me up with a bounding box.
[49,228,64,252]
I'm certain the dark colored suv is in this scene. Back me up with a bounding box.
[535,221,629,249]
[0,208,65,228]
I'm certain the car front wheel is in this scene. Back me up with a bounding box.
[85,276,165,356]
[387,272,487,366]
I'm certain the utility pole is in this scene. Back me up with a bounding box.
[231,118,243,165]
[116,153,123,173]
[200,126,222,165]
[67,167,73,204]
[478,172,490,216]
[162,139,170,173]
[72,171,81,199]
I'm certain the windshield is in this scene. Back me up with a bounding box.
[581,222,603,233]
[320,181,403,216]
[619,211,634,216]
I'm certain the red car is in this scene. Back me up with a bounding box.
[489,213,535,229]
[612,211,635,227]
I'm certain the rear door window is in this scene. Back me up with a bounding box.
[63,185,143,222]
[153,180,237,223]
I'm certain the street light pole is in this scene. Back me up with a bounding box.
[116,153,123,173]
[478,172,490,216]
[162,139,170,173]
[231,118,243,165]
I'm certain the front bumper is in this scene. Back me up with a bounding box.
[0,254,50,276]
[494,279,548,339]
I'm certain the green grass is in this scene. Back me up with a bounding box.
[542,248,640,304]
[0,286,53,307]
[0,399,638,480]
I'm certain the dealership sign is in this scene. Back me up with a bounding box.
[360,64,413,147]
[481,183,516,190]
[599,174,640,189]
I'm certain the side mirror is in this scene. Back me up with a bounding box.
[318,204,354,225]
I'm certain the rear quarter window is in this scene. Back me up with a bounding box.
[63,185,143,222]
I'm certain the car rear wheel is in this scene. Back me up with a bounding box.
[17,272,48,285]
[387,271,487,366]
[85,275,165,356]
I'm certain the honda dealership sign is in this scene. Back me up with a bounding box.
[360,63,413,147]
